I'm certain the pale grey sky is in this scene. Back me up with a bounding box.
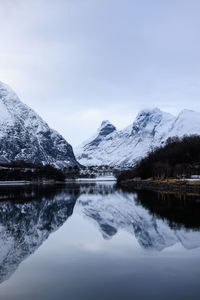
[0,0,200,146]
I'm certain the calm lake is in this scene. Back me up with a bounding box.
[0,182,200,300]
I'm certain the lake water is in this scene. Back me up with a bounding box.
[0,182,200,300]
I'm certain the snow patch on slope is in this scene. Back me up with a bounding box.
[0,82,79,168]
[75,108,200,167]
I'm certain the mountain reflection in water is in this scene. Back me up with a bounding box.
[77,185,200,250]
[0,185,79,284]
[0,183,200,286]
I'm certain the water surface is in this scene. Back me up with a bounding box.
[0,183,199,300]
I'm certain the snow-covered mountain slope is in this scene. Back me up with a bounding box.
[165,109,200,139]
[0,82,79,168]
[75,108,200,167]
[76,188,200,251]
[81,120,116,150]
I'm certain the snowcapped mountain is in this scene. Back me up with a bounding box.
[165,109,200,138]
[75,108,200,167]
[0,82,79,168]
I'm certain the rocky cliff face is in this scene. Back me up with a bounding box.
[75,108,200,167]
[0,82,79,168]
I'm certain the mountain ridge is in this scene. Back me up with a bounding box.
[75,108,200,167]
[0,81,79,168]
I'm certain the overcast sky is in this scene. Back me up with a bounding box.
[0,0,200,146]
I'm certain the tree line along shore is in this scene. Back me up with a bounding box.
[117,135,200,194]
[1,135,200,189]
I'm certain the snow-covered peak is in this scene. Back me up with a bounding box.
[76,120,116,156]
[97,120,116,136]
[0,81,79,167]
[0,81,49,133]
[136,107,162,117]
[176,109,200,125]
[134,108,166,122]
[178,108,197,116]
[132,108,174,136]
[75,107,199,167]
[0,81,17,99]
[166,109,200,138]
[100,120,113,127]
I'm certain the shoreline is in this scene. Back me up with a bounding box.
[0,177,117,186]
[119,179,200,195]
[0,180,65,186]
[0,181,33,186]
[75,176,116,182]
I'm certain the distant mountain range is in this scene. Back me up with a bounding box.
[0,82,79,168]
[0,81,199,169]
[75,108,200,167]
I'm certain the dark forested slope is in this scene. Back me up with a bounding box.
[118,135,200,181]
